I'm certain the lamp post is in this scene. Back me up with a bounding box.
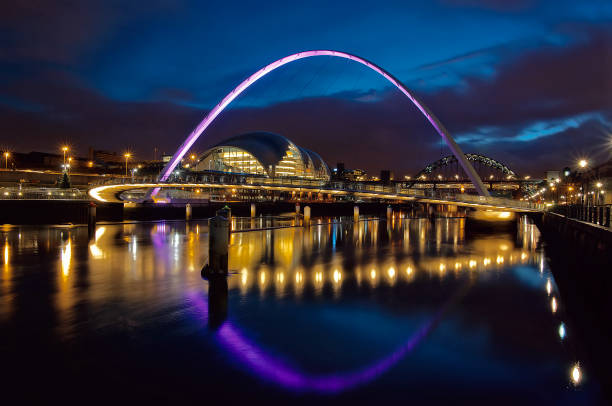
[578,159,588,206]
[61,146,69,166]
[596,182,603,205]
[124,153,131,177]
[3,152,9,169]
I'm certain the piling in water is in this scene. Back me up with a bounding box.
[202,214,229,277]
[185,203,192,221]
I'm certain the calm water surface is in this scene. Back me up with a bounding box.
[0,217,602,404]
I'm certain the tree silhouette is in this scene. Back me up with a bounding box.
[59,172,71,189]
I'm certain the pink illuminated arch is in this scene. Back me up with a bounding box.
[159,50,490,196]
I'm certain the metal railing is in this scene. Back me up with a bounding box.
[0,187,88,200]
[551,204,611,228]
[90,174,543,211]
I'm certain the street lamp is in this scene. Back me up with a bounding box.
[61,146,69,166]
[577,159,589,206]
[3,152,9,169]
[124,153,131,177]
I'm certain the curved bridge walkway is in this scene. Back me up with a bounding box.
[89,177,543,212]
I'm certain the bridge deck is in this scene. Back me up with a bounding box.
[89,181,542,212]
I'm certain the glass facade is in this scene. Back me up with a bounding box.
[194,135,330,181]
[197,147,267,176]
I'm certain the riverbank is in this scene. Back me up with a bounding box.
[535,212,612,402]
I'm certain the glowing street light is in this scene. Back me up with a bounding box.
[596,182,603,188]
[571,363,581,385]
[61,146,69,166]
[578,159,588,168]
[124,153,131,176]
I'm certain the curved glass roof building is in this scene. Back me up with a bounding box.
[193,132,330,181]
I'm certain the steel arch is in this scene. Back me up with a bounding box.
[159,50,490,196]
[415,153,516,179]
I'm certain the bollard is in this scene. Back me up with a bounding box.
[387,205,392,219]
[303,206,311,226]
[599,207,604,226]
[354,205,359,222]
[250,203,256,218]
[606,207,611,228]
[203,215,229,277]
[186,203,192,221]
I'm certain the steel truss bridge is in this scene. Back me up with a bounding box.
[89,176,542,212]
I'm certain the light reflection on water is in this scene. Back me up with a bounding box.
[0,217,596,402]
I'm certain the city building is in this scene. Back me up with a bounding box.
[545,170,561,183]
[332,162,367,181]
[192,132,330,181]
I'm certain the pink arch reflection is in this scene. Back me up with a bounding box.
[189,288,462,394]
[159,50,490,196]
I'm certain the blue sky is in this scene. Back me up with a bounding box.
[1,0,611,175]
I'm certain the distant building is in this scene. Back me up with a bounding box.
[380,170,394,183]
[545,170,560,183]
[89,148,122,164]
[192,132,330,181]
[332,162,367,181]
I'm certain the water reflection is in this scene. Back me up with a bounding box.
[0,216,593,401]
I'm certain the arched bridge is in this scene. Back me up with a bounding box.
[415,154,517,180]
[156,50,491,197]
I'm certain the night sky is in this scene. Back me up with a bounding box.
[1,0,611,176]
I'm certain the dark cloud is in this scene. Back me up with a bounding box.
[0,1,182,64]
[0,19,610,177]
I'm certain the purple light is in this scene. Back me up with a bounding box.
[188,290,450,394]
[216,317,434,393]
[157,50,490,196]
